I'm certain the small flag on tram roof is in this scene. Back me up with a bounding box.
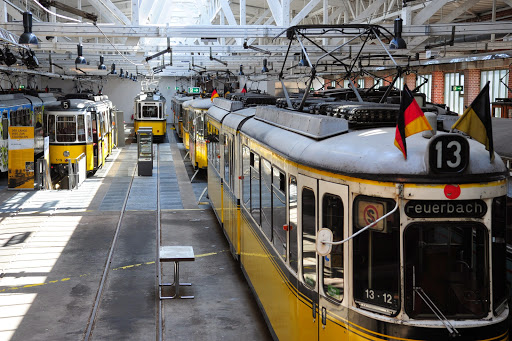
[451,81,494,162]
[394,84,433,160]
[241,84,247,93]
[211,88,219,101]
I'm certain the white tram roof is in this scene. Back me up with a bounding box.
[46,98,110,113]
[185,98,213,110]
[239,107,507,181]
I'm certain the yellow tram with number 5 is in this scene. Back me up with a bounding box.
[45,93,113,176]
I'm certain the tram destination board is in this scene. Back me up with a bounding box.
[405,199,487,218]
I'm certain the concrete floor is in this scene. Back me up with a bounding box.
[0,125,271,341]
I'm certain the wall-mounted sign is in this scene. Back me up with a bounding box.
[175,87,180,91]
[188,87,200,93]
[451,85,463,91]
[8,126,35,190]
[405,199,487,218]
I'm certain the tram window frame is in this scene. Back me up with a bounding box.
[228,135,234,189]
[353,195,400,316]
[322,193,344,302]
[302,187,317,289]
[86,115,93,142]
[142,105,158,118]
[288,175,298,273]
[77,115,86,142]
[56,116,77,143]
[242,145,250,209]
[272,167,286,259]
[224,134,230,183]
[261,158,272,239]
[404,222,489,319]
[492,196,507,315]
[250,151,261,225]
[47,114,56,142]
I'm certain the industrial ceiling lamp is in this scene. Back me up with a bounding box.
[119,68,124,77]
[4,47,17,66]
[19,12,38,45]
[239,64,244,76]
[98,55,106,70]
[389,17,407,49]
[262,59,269,73]
[129,73,133,80]
[125,71,129,78]
[110,63,117,75]
[75,44,86,64]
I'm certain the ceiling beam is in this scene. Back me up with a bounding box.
[266,0,283,26]
[290,0,322,26]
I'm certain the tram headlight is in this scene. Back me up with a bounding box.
[63,151,70,157]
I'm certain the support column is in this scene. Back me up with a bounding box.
[464,69,481,108]
[432,71,444,104]
[508,64,512,99]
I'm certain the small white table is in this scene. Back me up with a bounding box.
[159,246,195,299]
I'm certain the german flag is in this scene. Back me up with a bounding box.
[451,81,494,161]
[241,84,247,93]
[211,88,219,101]
[394,84,432,159]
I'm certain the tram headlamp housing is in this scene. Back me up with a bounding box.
[63,151,70,157]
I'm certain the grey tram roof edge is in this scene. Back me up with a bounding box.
[185,98,214,110]
[254,106,349,140]
[222,107,257,131]
[240,117,507,183]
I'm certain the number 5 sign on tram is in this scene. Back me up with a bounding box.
[428,134,469,174]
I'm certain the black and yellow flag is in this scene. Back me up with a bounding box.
[451,81,494,161]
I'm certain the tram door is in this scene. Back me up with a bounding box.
[91,112,101,168]
[297,174,319,340]
[318,181,349,340]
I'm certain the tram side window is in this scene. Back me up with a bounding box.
[56,116,77,142]
[224,135,230,182]
[196,114,204,137]
[272,168,286,259]
[302,187,316,288]
[353,195,400,316]
[159,103,163,119]
[250,151,261,225]
[87,115,93,142]
[492,196,507,314]
[138,103,141,119]
[404,223,488,319]
[47,114,56,142]
[322,194,344,302]
[242,145,250,209]
[289,176,298,273]
[261,158,272,239]
[77,115,86,142]
[34,107,42,128]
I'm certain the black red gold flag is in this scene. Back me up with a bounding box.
[211,88,219,101]
[241,84,247,93]
[451,81,494,161]
[394,84,433,159]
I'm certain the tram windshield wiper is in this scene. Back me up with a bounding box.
[413,287,460,338]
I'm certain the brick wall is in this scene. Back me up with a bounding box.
[405,73,416,90]
[364,76,374,88]
[431,71,444,104]
[464,69,481,108]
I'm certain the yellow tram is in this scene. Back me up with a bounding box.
[44,93,113,175]
[134,91,166,142]
[171,94,195,140]
[184,98,213,170]
[206,97,509,340]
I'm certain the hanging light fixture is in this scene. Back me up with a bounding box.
[19,12,38,45]
[119,68,124,77]
[239,64,244,76]
[390,17,407,49]
[98,55,106,70]
[125,71,129,78]
[75,44,86,64]
[129,73,133,80]
[261,59,269,73]
[110,63,117,74]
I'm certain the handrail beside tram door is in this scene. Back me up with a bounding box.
[35,157,52,190]
[68,153,86,190]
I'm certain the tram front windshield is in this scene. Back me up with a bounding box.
[56,116,77,142]
[404,223,489,319]
[142,105,158,118]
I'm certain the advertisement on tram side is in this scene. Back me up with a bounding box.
[8,127,34,190]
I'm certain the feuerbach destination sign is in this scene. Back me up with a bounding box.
[405,200,487,218]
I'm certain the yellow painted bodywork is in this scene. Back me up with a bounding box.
[134,120,167,138]
[50,143,95,172]
[195,140,207,169]
[178,121,183,138]
[184,131,190,150]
